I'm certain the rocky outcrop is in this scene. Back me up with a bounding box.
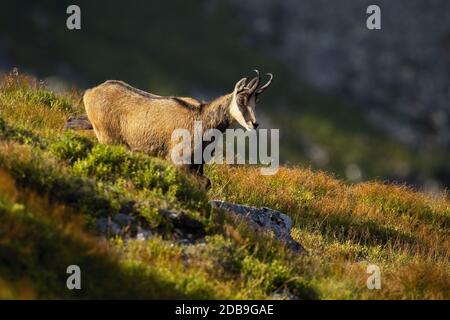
[95,200,303,252]
[95,210,206,242]
[64,114,93,130]
[96,213,152,240]
[210,200,305,252]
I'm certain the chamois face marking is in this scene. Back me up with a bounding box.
[230,90,258,131]
[229,71,273,131]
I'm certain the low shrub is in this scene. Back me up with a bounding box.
[50,130,93,164]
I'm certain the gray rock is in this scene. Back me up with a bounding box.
[114,213,135,227]
[95,217,121,237]
[159,209,206,241]
[136,228,153,241]
[95,208,207,242]
[95,214,152,240]
[64,114,93,130]
[210,200,305,253]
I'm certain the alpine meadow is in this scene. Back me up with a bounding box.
[0,0,449,302]
[0,73,448,299]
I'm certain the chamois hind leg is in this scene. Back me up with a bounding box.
[89,120,116,145]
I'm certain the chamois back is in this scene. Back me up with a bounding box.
[84,80,204,155]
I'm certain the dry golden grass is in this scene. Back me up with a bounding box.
[207,164,450,299]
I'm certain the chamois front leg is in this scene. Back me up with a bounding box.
[167,140,211,190]
[173,163,210,190]
[190,163,211,190]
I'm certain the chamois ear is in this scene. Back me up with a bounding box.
[234,77,248,94]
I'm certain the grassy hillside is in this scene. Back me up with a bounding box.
[0,73,448,299]
[2,1,449,188]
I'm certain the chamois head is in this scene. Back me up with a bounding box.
[229,69,273,131]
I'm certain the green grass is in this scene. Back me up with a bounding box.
[0,74,317,299]
[0,73,448,299]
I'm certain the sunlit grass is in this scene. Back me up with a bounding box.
[0,73,448,299]
[207,164,449,299]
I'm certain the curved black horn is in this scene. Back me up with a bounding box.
[245,69,260,93]
[256,73,273,94]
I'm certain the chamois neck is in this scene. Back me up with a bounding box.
[200,93,233,132]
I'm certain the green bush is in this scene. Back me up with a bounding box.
[72,144,208,210]
[73,144,165,187]
[242,256,292,293]
[50,130,93,164]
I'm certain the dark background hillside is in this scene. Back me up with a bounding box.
[1,0,449,191]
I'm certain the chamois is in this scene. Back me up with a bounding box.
[82,70,273,186]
